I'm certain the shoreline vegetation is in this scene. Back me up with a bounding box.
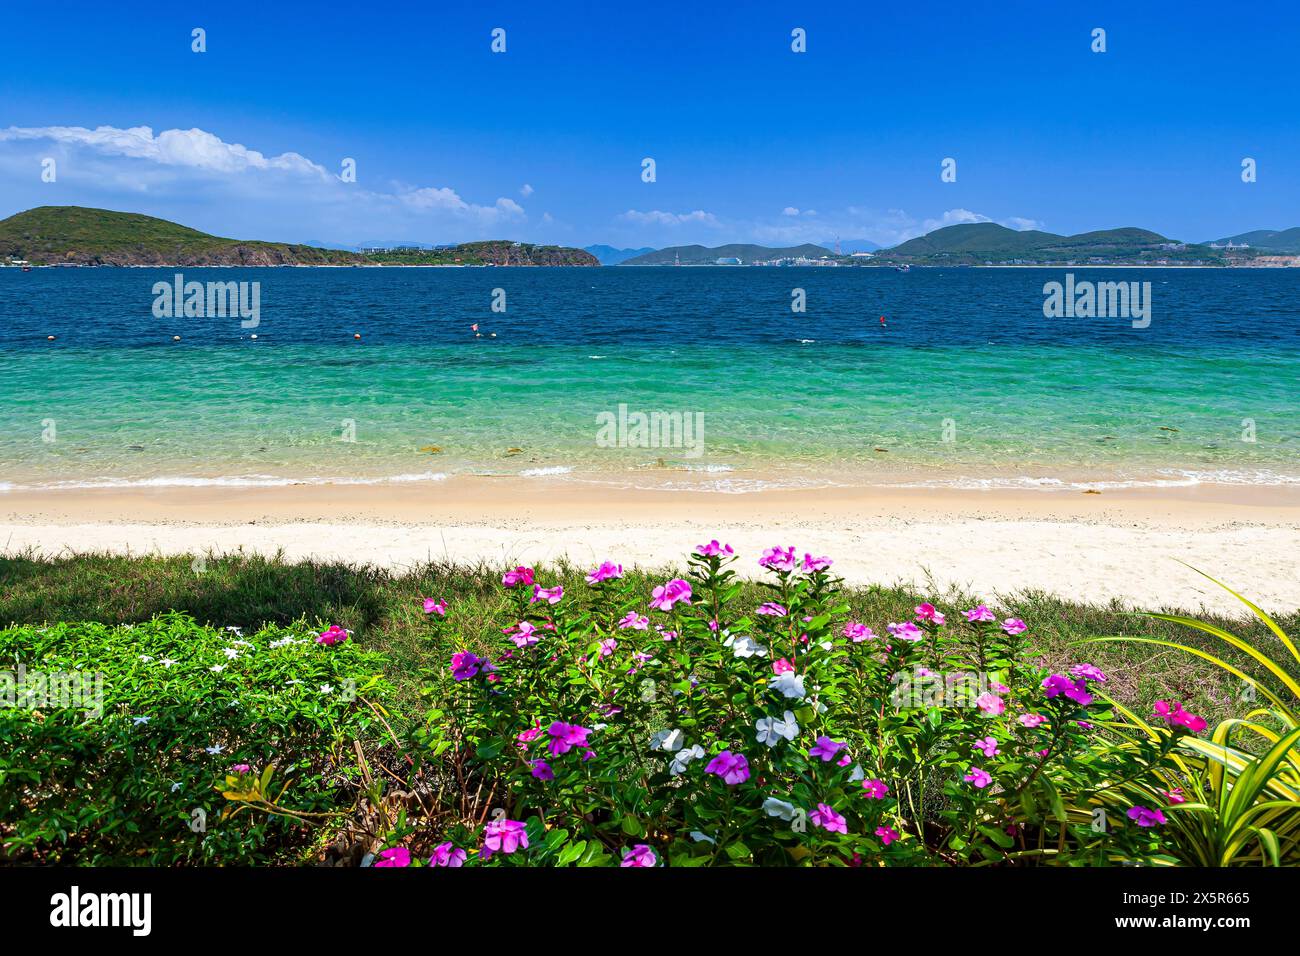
[4,206,1299,268]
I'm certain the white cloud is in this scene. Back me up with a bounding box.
[782,206,800,216]
[618,209,721,227]
[1003,216,1044,231]
[520,183,534,197]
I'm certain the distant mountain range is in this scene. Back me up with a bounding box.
[584,244,656,265]
[1208,228,1300,253]
[621,243,835,265]
[884,223,1230,264]
[0,207,597,267]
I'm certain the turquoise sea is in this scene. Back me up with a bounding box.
[2,267,1298,492]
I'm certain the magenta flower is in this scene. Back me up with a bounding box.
[1018,713,1047,728]
[1153,700,1208,734]
[507,621,540,648]
[1041,674,1093,706]
[481,818,529,859]
[964,605,996,623]
[758,546,798,572]
[975,692,1006,716]
[862,779,889,799]
[650,578,692,611]
[876,826,900,845]
[229,763,251,774]
[808,735,847,762]
[704,750,751,785]
[1164,788,1186,805]
[618,612,650,630]
[757,602,787,617]
[585,561,623,584]
[695,540,734,557]
[316,624,350,646]
[1127,806,1167,827]
[803,553,834,573]
[373,847,411,867]
[964,766,993,788]
[546,721,592,756]
[422,597,448,616]
[529,759,554,781]
[915,603,946,625]
[843,622,875,643]
[810,803,848,834]
[450,651,486,681]
[620,844,658,867]
[887,621,924,642]
[1071,663,1108,683]
[531,584,564,605]
[1001,617,1027,635]
[502,566,535,588]
[516,720,542,745]
[772,657,795,675]
[598,638,617,658]
[973,736,1000,757]
[429,841,467,867]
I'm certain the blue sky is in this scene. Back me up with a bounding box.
[1,0,1297,249]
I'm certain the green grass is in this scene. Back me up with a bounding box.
[3,550,1295,734]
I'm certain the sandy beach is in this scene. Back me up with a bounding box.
[2,477,1297,617]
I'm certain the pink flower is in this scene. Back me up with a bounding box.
[887,621,924,642]
[975,692,1006,716]
[316,624,350,646]
[502,566,535,588]
[530,759,554,781]
[618,612,650,630]
[620,844,657,867]
[1127,806,1167,827]
[531,584,564,605]
[1018,713,1047,728]
[704,750,751,785]
[695,540,734,557]
[964,605,996,623]
[516,720,542,745]
[808,735,846,762]
[422,597,448,616]
[481,818,529,859]
[450,651,486,681]
[772,657,795,675]
[429,842,467,867]
[915,603,946,625]
[964,766,993,788]
[1001,617,1027,635]
[843,622,875,643]
[972,736,1000,757]
[862,779,889,799]
[758,546,797,572]
[757,602,787,616]
[507,621,540,648]
[1153,700,1208,734]
[373,847,411,867]
[1071,663,1107,683]
[1164,788,1186,805]
[598,638,617,658]
[586,561,623,584]
[810,803,848,834]
[803,553,834,573]
[650,578,692,611]
[229,763,251,774]
[1042,674,1093,706]
[876,826,900,845]
[546,721,592,756]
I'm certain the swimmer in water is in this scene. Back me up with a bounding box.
[879,315,887,328]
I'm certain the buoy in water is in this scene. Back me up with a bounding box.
[250,333,258,339]
[353,333,362,340]
[47,335,55,341]
[172,335,181,342]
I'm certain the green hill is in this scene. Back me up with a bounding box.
[621,243,834,265]
[885,223,1220,264]
[1208,228,1300,253]
[0,206,597,267]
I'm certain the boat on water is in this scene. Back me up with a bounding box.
[894,264,910,273]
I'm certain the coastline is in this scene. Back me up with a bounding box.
[4,478,1297,616]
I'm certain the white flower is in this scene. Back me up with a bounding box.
[225,626,243,636]
[222,647,241,660]
[650,728,684,752]
[762,797,798,821]
[170,782,182,793]
[132,716,150,726]
[205,745,224,755]
[770,672,807,700]
[755,710,799,747]
[724,634,769,658]
[138,654,154,662]
[209,664,225,673]
[285,679,303,686]
[319,684,334,694]
[689,831,716,844]
[670,744,705,776]
[159,658,179,668]
[849,764,866,783]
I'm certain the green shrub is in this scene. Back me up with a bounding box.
[0,612,392,864]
